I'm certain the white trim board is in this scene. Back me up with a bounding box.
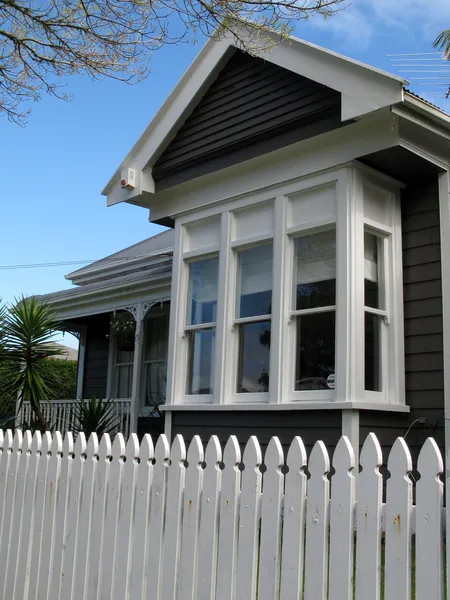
[161,402,410,412]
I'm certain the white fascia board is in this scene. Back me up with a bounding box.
[161,402,410,412]
[403,92,450,130]
[148,111,400,222]
[102,27,406,209]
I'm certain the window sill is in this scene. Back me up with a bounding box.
[161,401,410,412]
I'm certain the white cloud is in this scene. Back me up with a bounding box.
[309,7,374,49]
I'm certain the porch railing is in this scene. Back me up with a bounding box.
[18,399,131,438]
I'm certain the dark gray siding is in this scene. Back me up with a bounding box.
[153,50,343,190]
[170,410,342,456]
[82,314,111,399]
[360,178,445,462]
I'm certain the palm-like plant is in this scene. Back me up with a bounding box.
[434,30,450,58]
[1,296,63,431]
[72,396,123,439]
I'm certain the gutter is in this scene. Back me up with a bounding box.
[403,92,450,131]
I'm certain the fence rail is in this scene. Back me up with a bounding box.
[17,398,131,438]
[0,429,446,599]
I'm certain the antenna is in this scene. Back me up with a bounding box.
[386,52,450,102]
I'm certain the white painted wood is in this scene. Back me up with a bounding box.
[258,437,284,599]
[87,433,111,599]
[100,432,126,600]
[304,440,330,600]
[130,308,144,434]
[146,434,170,600]
[129,434,154,600]
[235,436,262,600]
[37,431,63,600]
[161,434,186,600]
[114,433,140,600]
[4,430,32,600]
[385,437,413,600]
[329,436,356,600]
[341,410,360,465]
[216,435,241,600]
[26,431,52,598]
[280,436,307,600]
[49,432,74,600]
[0,429,13,553]
[355,433,383,600]
[197,436,222,600]
[76,326,86,398]
[179,435,204,600]
[60,432,87,600]
[72,433,99,600]
[0,429,22,598]
[416,438,444,600]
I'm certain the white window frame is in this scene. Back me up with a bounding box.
[140,307,170,415]
[166,163,405,410]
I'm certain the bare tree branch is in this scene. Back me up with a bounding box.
[0,0,345,124]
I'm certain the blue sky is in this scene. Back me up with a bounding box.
[1,0,449,349]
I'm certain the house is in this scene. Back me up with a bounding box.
[38,26,450,459]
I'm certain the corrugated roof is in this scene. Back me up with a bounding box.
[404,89,450,116]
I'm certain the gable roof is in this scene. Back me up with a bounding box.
[103,26,407,208]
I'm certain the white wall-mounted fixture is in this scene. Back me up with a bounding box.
[120,168,136,190]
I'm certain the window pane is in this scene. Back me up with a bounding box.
[294,230,336,310]
[237,321,271,393]
[188,258,219,325]
[186,328,215,395]
[116,364,133,398]
[116,348,134,364]
[364,232,381,309]
[239,245,273,318]
[144,362,166,406]
[365,312,382,391]
[144,314,168,361]
[295,312,335,390]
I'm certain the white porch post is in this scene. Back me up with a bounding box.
[127,303,146,435]
[76,325,87,399]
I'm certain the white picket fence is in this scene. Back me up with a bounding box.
[18,398,131,437]
[0,429,446,600]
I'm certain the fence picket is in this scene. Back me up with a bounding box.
[280,436,308,600]
[0,429,13,557]
[235,436,262,600]
[355,433,383,600]
[385,437,413,600]
[304,440,330,600]
[49,432,74,600]
[146,434,170,600]
[179,435,204,600]
[259,437,284,600]
[416,438,444,600]
[72,433,99,600]
[130,434,154,600]
[0,429,22,597]
[37,431,63,600]
[216,435,241,600]
[100,433,126,600]
[329,436,356,600]
[114,433,140,600]
[4,431,32,600]
[87,433,111,600]
[15,432,42,600]
[161,434,186,600]
[197,436,222,600]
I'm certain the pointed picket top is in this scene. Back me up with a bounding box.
[12,429,23,453]
[243,435,262,469]
[41,430,52,456]
[51,431,63,456]
[418,437,443,480]
[98,433,111,462]
[309,440,330,474]
[111,432,126,460]
[86,433,99,461]
[32,430,42,455]
[187,434,204,466]
[205,435,222,466]
[387,437,412,477]
[264,437,284,471]
[360,433,383,472]
[287,436,307,469]
[74,432,87,458]
[223,435,241,466]
[170,433,187,464]
[155,434,170,464]
[0,429,3,448]
[125,433,140,462]
[332,436,355,473]
[139,433,154,463]
[3,429,13,451]
[22,429,33,453]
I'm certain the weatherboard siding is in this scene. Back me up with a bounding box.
[153,49,343,189]
[82,314,111,399]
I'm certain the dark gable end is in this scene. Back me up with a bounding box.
[153,50,343,190]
